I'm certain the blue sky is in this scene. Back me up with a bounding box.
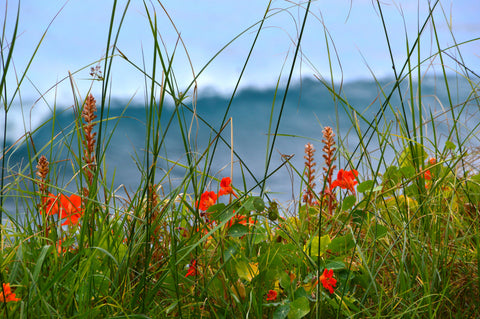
[2,0,479,135]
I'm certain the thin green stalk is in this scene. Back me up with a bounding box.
[262,0,312,195]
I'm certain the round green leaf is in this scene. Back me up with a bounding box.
[342,195,356,211]
[287,296,310,319]
[273,304,290,319]
[357,180,375,193]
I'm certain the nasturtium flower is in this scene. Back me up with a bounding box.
[43,193,61,215]
[0,283,20,303]
[196,191,217,211]
[424,170,432,180]
[266,289,277,301]
[42,193,84,226]
[331,169,359,194]
[226,214,256,228]
[319,269,337,294]
[185,260,198,278]
[218,177,237,197]
[58,194,84,226]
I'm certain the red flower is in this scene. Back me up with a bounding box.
[43,193,61,215]
[58,194,84,226]
[424,170,432,180]
[0,283,20,303]
[331,169,358,194]
[266,289,277,301]
[196,191,217,211]
[429,157,436,165]
[226,214,256,228]
[42,193,84,226]
[218,177,237,197]
[185,260,198,277]
[319,269,337,294]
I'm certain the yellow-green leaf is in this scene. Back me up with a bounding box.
[235,261,259,281]
[304,235,331,257]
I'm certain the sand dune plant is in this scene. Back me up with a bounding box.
[1,1,479,318]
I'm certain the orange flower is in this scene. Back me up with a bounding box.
[42,193,61,215]
[57,194,84,226]
[218,177,237,197]
[429,157,436,165]
[266,289,277,301]
[331,169,358,194]
[0,283,20,303]
[42,193,84,225]
[318,269,337,294]
[424,170,432,180]
[185,260,198,278]
[196,191,217,211]
[226,214,256,228]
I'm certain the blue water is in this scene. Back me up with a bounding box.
[3,76,479,215]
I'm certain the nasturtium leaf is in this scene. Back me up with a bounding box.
[273,304,290,319]
[252,196,265,212]
[210,205,232,223]
[357,180,375,193]
[294,286,307,300]
[368,223,388,240]
[224,245,237,262]
[207,203,225,213]
[351,209,367,225]
[399,166,415,179]
[287,296,310,319]
[384,195,418,212]
[328,233,355,253]
[384,166,400,183]
[398,145,428,168]
[445,140,456,150]
[235,261,259,282]
[244,196,265,212]
[342,195,356,211]
[279,271,291,290]
[253,227,268,244]
[304,235,331,257]
[324,260,346,270]
[228,224,248,238]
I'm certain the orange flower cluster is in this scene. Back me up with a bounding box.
[318,269,337,294]
[0,283,20,303]
[196,177,237,211]
[42,193,84,226]
[226,214,256,228]
[196,177,255,231]
[331,169,358,194]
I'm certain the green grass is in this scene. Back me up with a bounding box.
[1,0,479,318]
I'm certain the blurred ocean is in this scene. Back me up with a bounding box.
[3,76,479,215]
